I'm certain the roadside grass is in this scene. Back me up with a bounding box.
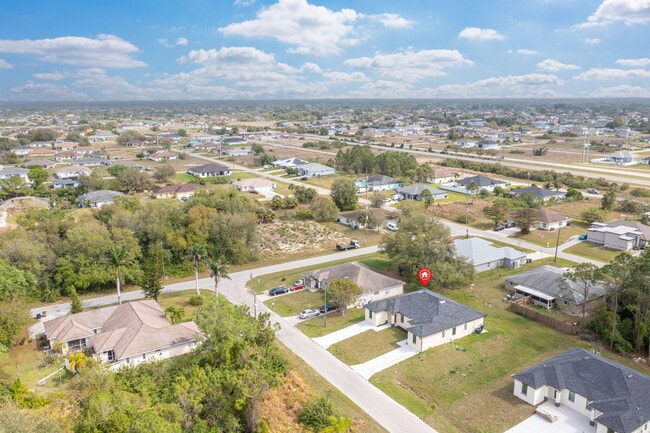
[157,288,215,320]
[321,222,384,246]
[297,310,366,338]
[276,343,389,433]
[563,241,622,263]
[512,223,587,248]
[329,327,407,365]
[265,290,324,317]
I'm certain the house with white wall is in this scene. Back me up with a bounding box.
[513,347,650,433]
[364,289,485,352]
[587,220,650,251]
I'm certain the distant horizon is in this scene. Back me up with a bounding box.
[0,1,649,101]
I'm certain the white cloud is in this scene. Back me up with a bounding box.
[516,49,538,55]
[0,34,146,68]
[322,71,369,84]
[9,81,87,100]
[458,27,506,41]
[301,62,322,73]
[175,37,189,46]
[537,59,580,72]
[589,84,650,97]
[580,0,650,26]
[432,74,563,97]
[234,0,256,5]
[0,58,12,69]
[178,46,291,71]
[346,80,415,98]
[344,49,473,81]
[616,57,650,67]
[367,13,415,29]
[573,68,650,80]
[219,0,359,55]
[33,71,66,80]
[582,38,601,44]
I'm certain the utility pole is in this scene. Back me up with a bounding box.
[554,225,562,262]
[323,282,327,328]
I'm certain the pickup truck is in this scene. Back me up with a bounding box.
[336,240,360,251]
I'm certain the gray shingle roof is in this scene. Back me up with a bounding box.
[396,184,446,196]
[457,175,506,188]
[509,186,565,199]
[304,262,403,295]
[454,237,526,266]
[77,190,124,204]
[366,289,485,337]
[187,163,230,174]
[513,347,650,433]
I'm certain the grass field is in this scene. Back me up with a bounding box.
[297,310,366,338]
[329,327,407,365]
[563,241,623,262]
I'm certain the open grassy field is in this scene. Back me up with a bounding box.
[563,241,623,262]
[329,327,407,365]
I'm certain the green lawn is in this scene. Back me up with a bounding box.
[265,289,325,317]
[563,241,623,263]
[329,327,407,365]
[297,309,366,338]
[513,223,588,248]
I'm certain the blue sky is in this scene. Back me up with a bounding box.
[0,0,648,101]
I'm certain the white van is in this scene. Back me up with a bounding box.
[386,221,399,231]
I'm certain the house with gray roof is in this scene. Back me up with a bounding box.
[512,347,650,433]
[303,262,403,307]
[355,174,402,193]
[508,186,566,201]
[365,289,485,352]
[271,157,308,169]
[396,184,447,201]
[456,175,507,192]
[187,163,231,177]
[44,300,201,371]
[77,190,124,208]
[0,166,30,181]
[74,157,112,167]
[504,265,607,313]
[587,220,650,251]
[454,237,527,273]
[298,162,335,177]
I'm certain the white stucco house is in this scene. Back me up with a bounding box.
[303,262,404,307]
[587,220,650,251]
[513,347,650,433]
[365,289,485,352]
[298,162,335,177]
[454,237,527,273]
[231,178,276,195]
[44,300,202,371]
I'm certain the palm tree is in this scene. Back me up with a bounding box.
[164,305,185,324]
[68,352,87,374]
[207,259,230,304]
[189,244,207,296]
[107,245,130,305]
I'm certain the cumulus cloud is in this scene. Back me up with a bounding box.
[515,49,538,55]
[432,74,563,97]
[301,62,322,73]
[582,38,601,44]
[10,81,87,100]
[178,46,299,75]
[537,59,581,72]
[589,84,650,97]
[579,0,650,26]
[367,13,415,29]
[344,49,473,81]
[616,57,650,67]
[219,0,359,55]
[573,68,650,80]
[458,27,506,41]
[322,71,368,84]
[158,37,189,47]
[0,34,146,68]
[234,0,256,6]
[33,71,66,80]
[0,58,12,69]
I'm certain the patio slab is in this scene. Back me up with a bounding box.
[504,401,596,433]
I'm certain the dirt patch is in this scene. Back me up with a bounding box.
[256,221,348,255]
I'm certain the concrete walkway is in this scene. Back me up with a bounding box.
[313,321,390,349]
[351,340,419,380]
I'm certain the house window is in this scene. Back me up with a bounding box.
[464,323,467,330]
[106,350,115,362]
[452,327,456,336]
[401,315,404,323]
[586,400,593,410]
[412,333,416,344]
[607,429,615,433]
[441,330,445,338]
[521,383,528,395]
[374,291,379,296]
[568,391,575,402]
[369,310,373,319]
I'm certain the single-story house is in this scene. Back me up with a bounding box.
[44,300,201,371]
[148,151,177,162]
[337,208,397,229]
[25,158,55,169]
[53,179,80,189]
[298,162,335,177]
[427,168,455,184]
[74,157,112,167]
[512,347,650,433]
[187,163,231,177]
[272,157,308,169]
[77,190,124,208]
[365,289,485,352]
[504,265,607,313]
[151,183,202,200]
[476,140,501,150]
[222,147,253,156]
[456,175,508,192]
[303,262,404,307]
[0,167,30,181]
[53,141,78,151]
[355,174,402,193]
[232,178,275,194]
[55,164,92,179]
[508,186,566,201]
[593,151,638,166]
[396,184,448,201]
[587,219,650,251]
[222,137,247,145]
[536,209,571,231]
[454,237,527,273]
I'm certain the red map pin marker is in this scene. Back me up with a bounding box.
[418,267,432,287]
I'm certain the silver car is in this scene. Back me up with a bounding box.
[299,309,320,319]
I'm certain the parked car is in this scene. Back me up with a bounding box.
[504,221,516,228]
[578,233,588,240]
[386,221,399,231]
[319,301,339,314]
[290,280,304,291]
[493,224,505,231]
[587,188,600,194]
[299,308,320,319]
[269,286,289,296]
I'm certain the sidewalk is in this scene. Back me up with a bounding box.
[351,340,419,380]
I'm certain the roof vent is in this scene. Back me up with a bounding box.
[440,300,446,304]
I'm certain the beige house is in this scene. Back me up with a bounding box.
[303,262,404,307]
[365,289,485,352]
[537,209,570,231]
[151,183,202,200]
[231,178,275,195]
[44,300,201,371]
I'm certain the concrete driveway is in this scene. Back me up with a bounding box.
[351,340,419,380]
[504,402,594,433]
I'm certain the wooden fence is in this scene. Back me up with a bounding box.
[509,296,577,335]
